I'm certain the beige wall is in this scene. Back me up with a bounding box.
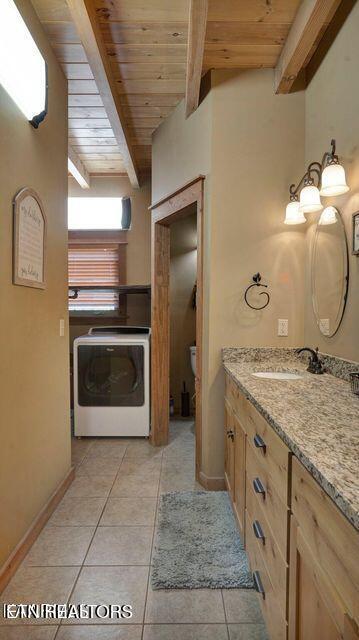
[0,1,70,568]
[304,2,359,361]
[153,69,305,479]
[170,212,197,413]
[205,70,305,476]
[151,98,212,203]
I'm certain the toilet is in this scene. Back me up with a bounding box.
[190,345,196,376]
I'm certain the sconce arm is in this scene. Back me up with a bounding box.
[288,139,338,199]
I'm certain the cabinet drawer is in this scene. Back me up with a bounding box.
[292,457,359,626]
[225,374,247,421]
[246,444,289,552]
[246,475,288,616]
[246,508,287,640]
[245,400,289,504]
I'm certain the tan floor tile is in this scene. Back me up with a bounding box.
[223,590,264,624]
[228,624,269,640]
[57,625,142,639]
[85,527,153,565]
[48,497,106,527]
[66,476,114,498]
[159,459,200,492]
[86,441,127,460]
[0,628,57,640]
[111,461,161,498]
[0,567,79,625]
[124,442,163,461]
[162,435,195,460]
[65,566,148,624]
[23,526,95,566]
[117,458,162,475]
[145,589,225,624]
[100,498,157,526]
[143,624,228,639]
[77,457,121,478]
[57,627,142,639]
[71,439,93,455]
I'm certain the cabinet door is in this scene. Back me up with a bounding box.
[233,411,246,538]
[289,517,358,640]
[224,399,235,499]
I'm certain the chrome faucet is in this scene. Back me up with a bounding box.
[296,347,325,374]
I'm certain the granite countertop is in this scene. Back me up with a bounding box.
[223,348,359,530]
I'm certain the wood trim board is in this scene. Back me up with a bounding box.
[0,467,75,594]
[150,176,205,481]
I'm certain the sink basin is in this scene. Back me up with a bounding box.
[252,371,303,380]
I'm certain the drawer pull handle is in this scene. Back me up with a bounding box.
[253,477,266,498]
[227,429,235,441]
[253,520,265,543]
[253,571,265,598]
[254,434,266,454]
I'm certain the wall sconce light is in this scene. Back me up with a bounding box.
[284,196,306,225]
[319,206,338,225]
[284,140,349,225]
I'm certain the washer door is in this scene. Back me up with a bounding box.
[77,344,144,407]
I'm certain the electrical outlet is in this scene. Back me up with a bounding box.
[319,319,330,336]
[278,319,288,337]
[59,319,65,337]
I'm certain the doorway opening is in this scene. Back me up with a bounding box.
[150,176,205,480]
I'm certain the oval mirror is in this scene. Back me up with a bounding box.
[311,206,349,337]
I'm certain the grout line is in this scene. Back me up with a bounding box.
[140,440,165,639]
[53,444,128,639]
[221,589,231,640]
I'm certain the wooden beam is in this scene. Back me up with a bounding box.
[185,0,208,118]
[66,0,140,188]
[274,0,342,94]
[68,145,90,188]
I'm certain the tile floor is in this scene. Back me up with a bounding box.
[0,420,268,640]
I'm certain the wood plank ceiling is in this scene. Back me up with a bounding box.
[32,0,339,184]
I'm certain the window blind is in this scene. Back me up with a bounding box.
[68,244,120,311]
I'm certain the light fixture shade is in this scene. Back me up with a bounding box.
[0,0,47,126]
[284,201,306,225]
[319,206,338,225]
[299,185,323,213]
[320,163,349,196]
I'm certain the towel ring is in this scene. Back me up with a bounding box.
[244,273,270,310]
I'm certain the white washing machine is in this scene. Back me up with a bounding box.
[74,327,150,437]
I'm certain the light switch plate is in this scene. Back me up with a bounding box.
[59,319,65,337]
[278,319,288,337]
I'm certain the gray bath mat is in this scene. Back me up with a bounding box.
[151,491,253,589]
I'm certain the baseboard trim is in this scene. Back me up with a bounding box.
[199,471,226,491]
[0,466,75,594]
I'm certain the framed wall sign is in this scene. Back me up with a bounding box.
[353,212,359,255]
[13,187,47,289]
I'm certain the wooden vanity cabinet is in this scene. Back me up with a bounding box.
[288,458,359,640]
[224,372,359,640]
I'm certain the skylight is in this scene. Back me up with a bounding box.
[0,0,47,127]
[68,197,124,230]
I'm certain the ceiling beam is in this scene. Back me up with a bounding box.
[66,0,140,188]
[68,145,90,188]
[185,0,208,118]
[274,0,342,94]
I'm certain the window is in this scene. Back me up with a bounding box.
[0,0,47,127]
[68,244,123,312]
[68,198,124,230]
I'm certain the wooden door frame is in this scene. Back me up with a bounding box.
[150,176,205,479]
